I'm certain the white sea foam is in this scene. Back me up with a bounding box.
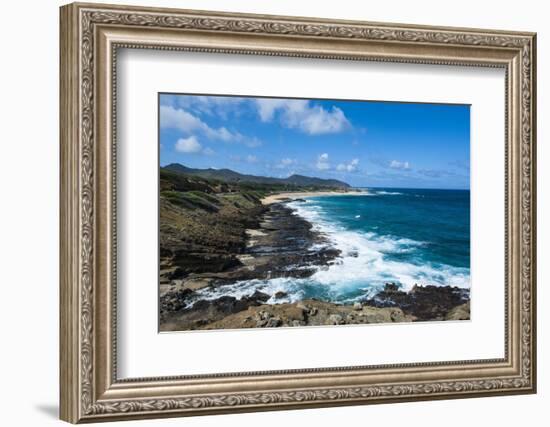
[375,190,403,196]
[289,200,469,291]
[188,277,308,307]
[190,199,470,306]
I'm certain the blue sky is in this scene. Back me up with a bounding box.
[159,94,470,189]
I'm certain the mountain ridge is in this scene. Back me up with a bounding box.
[162,163,351,189]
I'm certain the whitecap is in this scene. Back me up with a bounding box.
[376,191,403,196]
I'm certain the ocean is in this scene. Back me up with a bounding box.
[193,188,470,305]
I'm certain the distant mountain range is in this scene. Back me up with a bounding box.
[163,163,350,189]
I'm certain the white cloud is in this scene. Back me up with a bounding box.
[337,158,360,172]
[175,136,202,153]
[182,96,245,117]
[212,126,234,142]
[281,158,294,166]
[160,95,246,119]
[275,158,297,169]
[298,105,350,135]
[389,160,410,170]
[255,99,351,135]
[256,99,294,122]
[246,155,258,163]
[161,105,207,134]
[316,153,330,170]
[160,105,261,146]
[203,147,215,156]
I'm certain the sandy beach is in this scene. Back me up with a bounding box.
[261,190,365,205]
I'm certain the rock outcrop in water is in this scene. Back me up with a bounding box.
[364,282,470,321]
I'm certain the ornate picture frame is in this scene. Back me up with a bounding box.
[60,2,536,423]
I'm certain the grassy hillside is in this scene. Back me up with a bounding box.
[159,169,269,282]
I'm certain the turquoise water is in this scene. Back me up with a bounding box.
[309,189,470,270]
[194,188,470,305]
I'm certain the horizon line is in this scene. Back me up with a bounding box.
[357,186,470,191]
[161,162,470,191]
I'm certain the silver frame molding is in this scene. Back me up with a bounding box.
[60,2,537,423]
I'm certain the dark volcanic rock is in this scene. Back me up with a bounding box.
[382,282,400,294]
[246,290,271,304]
[171,252,243,275]
[365,283,470,321]
[161,290,274,330]
[183,202,342,288]
[209,296,251,315]
[159,287,195,315]
[274,291,288,299]
[235,203,341,281]
[160,199,344,329]
[159,189,268,286]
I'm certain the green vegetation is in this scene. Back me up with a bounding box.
[187,190,220,205]
[159,163,351,218]
[222,192,264,209]
[161,190,220,212]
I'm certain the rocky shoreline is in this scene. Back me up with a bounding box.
[161,283,470,331]
[160,194,470,331]
[160,200,342,329]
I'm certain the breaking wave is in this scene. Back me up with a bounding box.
[190,197,470,306]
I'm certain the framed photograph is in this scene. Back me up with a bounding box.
[157,93,473,332]
[60,2,537,423]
